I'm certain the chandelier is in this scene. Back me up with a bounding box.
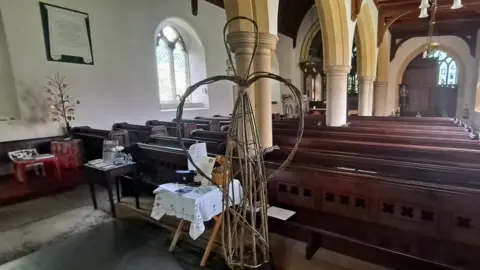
[419,0,463,18]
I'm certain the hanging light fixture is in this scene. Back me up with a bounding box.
[422,0,438,58]
[419,0,463,17]
[419,0,430,8]
[451,0,463,9]
[419,7,429,18]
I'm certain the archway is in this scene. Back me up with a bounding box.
[354,3,377,116]
[399,49,462,117]
[395,43,467,118]
[300,29,326,104]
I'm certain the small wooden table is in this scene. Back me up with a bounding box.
[13,156,61,183]
[85,162,136,218]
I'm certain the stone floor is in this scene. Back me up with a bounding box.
[0,184,389,270]
[0,220,228,270]
[0,185,113,264]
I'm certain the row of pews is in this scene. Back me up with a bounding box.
[73,115,480,269]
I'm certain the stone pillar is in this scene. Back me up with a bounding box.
[374,81,388,116]
[226,32,256,108]
[226,31,278,148]
[254,32,278,148]
[324,65,350,126]
[358,76,375,116]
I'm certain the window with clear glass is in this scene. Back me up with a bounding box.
[156,25,190,103]
[427,50,458,87]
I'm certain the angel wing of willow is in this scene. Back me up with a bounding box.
[175,16,304,268]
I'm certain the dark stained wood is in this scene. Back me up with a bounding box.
[378,0,480,51]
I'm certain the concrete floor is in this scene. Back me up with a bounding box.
[0,185,113,264]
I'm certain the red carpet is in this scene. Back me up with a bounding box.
[0,169,85,207]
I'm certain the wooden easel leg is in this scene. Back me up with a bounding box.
[201,215,222,267]
[169,219,185,252]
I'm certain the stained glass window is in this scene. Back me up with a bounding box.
[448,61,457,85]
[428,50,458,86]
[348,43,358,95]
[156,25,190,103]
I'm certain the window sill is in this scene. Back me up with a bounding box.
[160,102,209,112]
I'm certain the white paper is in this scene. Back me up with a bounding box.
[194,156,216,186]
[267,206,296,221]
[187,142,208,171]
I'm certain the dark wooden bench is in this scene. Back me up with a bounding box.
[273,122,472,140]
[72,126,129,161]
[348,121,466,131]
[146,120,197,138]
[274,128,480,149]
[273,135,480,167]
[172,118,221,132]
[148,135,226,155]
[266,147,480,188]
[265,161,480,269]
[112,122,167,143]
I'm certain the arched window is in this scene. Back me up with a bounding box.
[427,50,458,87]
[156,25,189,103]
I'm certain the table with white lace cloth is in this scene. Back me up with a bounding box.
[150,180,243,240]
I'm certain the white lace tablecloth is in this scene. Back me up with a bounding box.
[150,180,243,240]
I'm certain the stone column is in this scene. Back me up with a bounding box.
[324,65,350,126]
[374,81,388,116]
[254,32,278,148]
[358,76,375,116]
[226,31,278,149]
[226,32,257,108]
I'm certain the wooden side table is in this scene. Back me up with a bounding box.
[51,139,84,169]
[84,162,136,218]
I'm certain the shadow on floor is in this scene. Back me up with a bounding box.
[0,220,228,270]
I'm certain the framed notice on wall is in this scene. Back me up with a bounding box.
[39,2,94,65]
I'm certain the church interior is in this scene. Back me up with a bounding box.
[1,0,480,269]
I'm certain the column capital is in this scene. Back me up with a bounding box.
[324,65,351,75]
[374,81,388,87]
[227,31,278,52]
[358,76,376,83]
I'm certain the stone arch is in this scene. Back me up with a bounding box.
[299,20,321,62]
[315,0,350,67]
[223,0,277,34]
[355,4,376,77]
[394,43,469,117]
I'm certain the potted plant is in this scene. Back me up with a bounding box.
[45,74,80,138]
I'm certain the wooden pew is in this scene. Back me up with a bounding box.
[274,128,480,150]
[121,139,480,269]
[348,121,466,132]
[349,116,457,126]
[112,122,166,143]
[146,120,197,138]
[172,118,222,132]
[266,147,480,188]
[273,135,480,167]
[148,135,226,155]
[71,126,129,161]
[265,161,480,269]
[273,122,472,140]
